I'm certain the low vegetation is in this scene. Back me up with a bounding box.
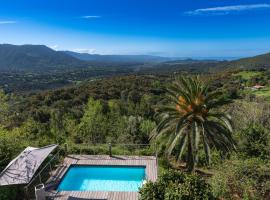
[0,69,270,199]
[233,71,263,80]
[140,170,214,200]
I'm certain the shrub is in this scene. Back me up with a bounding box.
[197,149,223,168]
[139,170,215,200]
[66,143,109,155]
[0,186,21,200]
[210,158,270,200]
[238,123,270,159]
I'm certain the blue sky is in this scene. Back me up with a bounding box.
[0,0,270,57]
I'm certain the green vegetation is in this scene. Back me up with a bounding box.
[153,76,235,172]
[238,123,270,159]
[2,45,270,94]
[0,69,270,199]
[140,170,214,200]
[210,158,270,199]
[233,71,263,80]
[251,87,270,100]
[231,52,270,69]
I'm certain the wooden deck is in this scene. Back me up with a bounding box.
[46,155,158,200]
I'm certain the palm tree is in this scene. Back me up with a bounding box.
[152,76,235,172]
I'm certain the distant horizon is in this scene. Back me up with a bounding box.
[0,42,263,61]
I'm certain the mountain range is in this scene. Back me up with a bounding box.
[0,44,179,72]
[0,44,270,73]
[0,44,86,72]
[62,51,179,63]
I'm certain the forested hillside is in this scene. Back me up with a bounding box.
[0,45,270,200]
[2,0,270,199]
[229,52,270,69]
[1,44,270,94]
[1,68,270,199]
[0,44,87,72]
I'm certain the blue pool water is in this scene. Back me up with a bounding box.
[57,165,146,192]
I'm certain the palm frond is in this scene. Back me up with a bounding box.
[166,125,187,156]
[201,123,211,165]
[177,132,188,162]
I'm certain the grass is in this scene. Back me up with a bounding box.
[252,87,270,100]
[243,86,270,101]
[235,70,270,100]
[233,71,263,80]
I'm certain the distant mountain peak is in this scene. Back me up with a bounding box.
[0,44,85,72]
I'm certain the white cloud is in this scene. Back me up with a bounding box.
[50,45,59,50]
[0,21,17,24]
[81,16,101,19]
[73,48,97,54]
[185,4,270,16]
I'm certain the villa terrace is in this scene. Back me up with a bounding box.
[45,155,158,200]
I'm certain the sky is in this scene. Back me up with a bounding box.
[0,0,270,58]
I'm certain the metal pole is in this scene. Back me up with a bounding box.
[155,142,158,168]
[64,143,68,155]
[24,186,29,200]
[55,151,59,164]
[39,174,42,184]
[109,143,112,157]
[49,162,52,173]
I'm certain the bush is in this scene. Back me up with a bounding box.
[210,158,270,200]
[66,143,109,155]
[197,149,223,168]
[238,123,270,159]
[139,170,215,200]
[0,186,21,200]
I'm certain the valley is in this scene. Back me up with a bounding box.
[0,44,270,200]
[1,1,270,199]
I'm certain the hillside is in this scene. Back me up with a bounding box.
[0,44,86,72]
[224,52,270,70]
[1,44,270,93]
[64,51,226,73]
[0,44,181,73]
[63,51,177,63]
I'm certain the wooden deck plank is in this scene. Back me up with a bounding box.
[46,155,157,200]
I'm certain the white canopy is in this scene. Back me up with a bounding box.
[0,144,58,186]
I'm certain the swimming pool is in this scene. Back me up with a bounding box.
[57,165,146,192]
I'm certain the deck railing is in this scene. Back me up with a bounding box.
[65,143,158,159]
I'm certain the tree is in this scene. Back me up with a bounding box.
[126,116,143,144]
[106,100,128,143]
[0,89,10,126]
[50,109,65,144]
[153,76,235,172]
[239,123,270,159]
[77,98,107,144]
[140,119,156,143]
